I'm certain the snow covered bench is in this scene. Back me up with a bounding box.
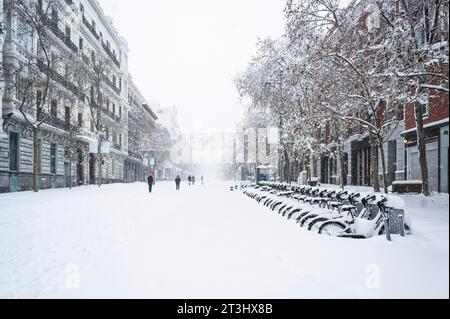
[392,180,423,194]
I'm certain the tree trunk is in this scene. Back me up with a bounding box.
[69,156,72,190]
[97,135,102,187]
[338,143,346,190]
[370,133,380,192]
[32,127,40,193]
[378,137,389,194]
[283,146,290,182]
[414,103,431,196]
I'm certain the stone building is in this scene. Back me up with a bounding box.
[0,0,152,192]
[125,77,158,183]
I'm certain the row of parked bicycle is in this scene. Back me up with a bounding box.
[243,181,411,239]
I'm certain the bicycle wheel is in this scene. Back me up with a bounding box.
[300,214,318,227]
[319,221,347,237]
[307,217,329,232]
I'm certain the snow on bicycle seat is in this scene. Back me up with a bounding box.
[329,201,344,207]
[341,205,357,211]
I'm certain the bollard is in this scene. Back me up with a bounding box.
[399,214,405,237]
[383,217,391,241]
[230,186,234,191]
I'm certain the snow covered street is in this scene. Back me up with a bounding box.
[0,182,448,299]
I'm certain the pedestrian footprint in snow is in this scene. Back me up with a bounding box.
[147,173,154,193]
[175,175,181,191]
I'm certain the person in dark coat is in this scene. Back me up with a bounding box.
[147,173,154,193]
[188,175,192,186]
[192,176,196,185]
[175,175,181,190]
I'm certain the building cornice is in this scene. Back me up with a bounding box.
[88,0,127,49]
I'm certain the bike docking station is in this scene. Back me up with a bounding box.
[383,209,406,241]
[244,181,411,241]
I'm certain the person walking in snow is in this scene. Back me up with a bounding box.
[147,173,154,193]
[192,176,196,185]
[175,175,181,190]
[201,176,204,185]
[188,175,192,186]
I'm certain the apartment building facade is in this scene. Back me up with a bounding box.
[125,78,158,183]
[0,0,154,192]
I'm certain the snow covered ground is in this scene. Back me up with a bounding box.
[0,181,448,299]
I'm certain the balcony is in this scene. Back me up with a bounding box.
[103,76,121,96]
[37,60,79,97]
[103,107,121,123]
[128,151,143,160]
[82,16,100,40]
[45,114,78,132]
[111,143,121,151]
[101,40,121,68]
[42,15,78,53]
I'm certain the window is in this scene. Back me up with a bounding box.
[79,37,84,50]
[65,107,71,125]
[266,136,270,156]
[51,9,58,25]
[51,100,58,118]
[36,91,43,121]
[17,18,33,50]
[92,20,96,31]
[119,134,122,146]
[80,3,84,15]
[9,132,19,171]
[113,75,116,86]
[119,106,122,118]
[112,103,116,115]
[65,26,71,40]
[78,113,83,127]
[37,139,42,174]
[50,144,57,174]
[64,147,70,161]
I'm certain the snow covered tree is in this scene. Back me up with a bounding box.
[73,51,112,187]
[380,0,449,195]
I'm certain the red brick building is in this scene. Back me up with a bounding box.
[402,86,449,193]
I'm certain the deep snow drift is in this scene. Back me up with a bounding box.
[0,181,448,298]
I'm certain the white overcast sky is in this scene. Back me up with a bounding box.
[98,0,285,133]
